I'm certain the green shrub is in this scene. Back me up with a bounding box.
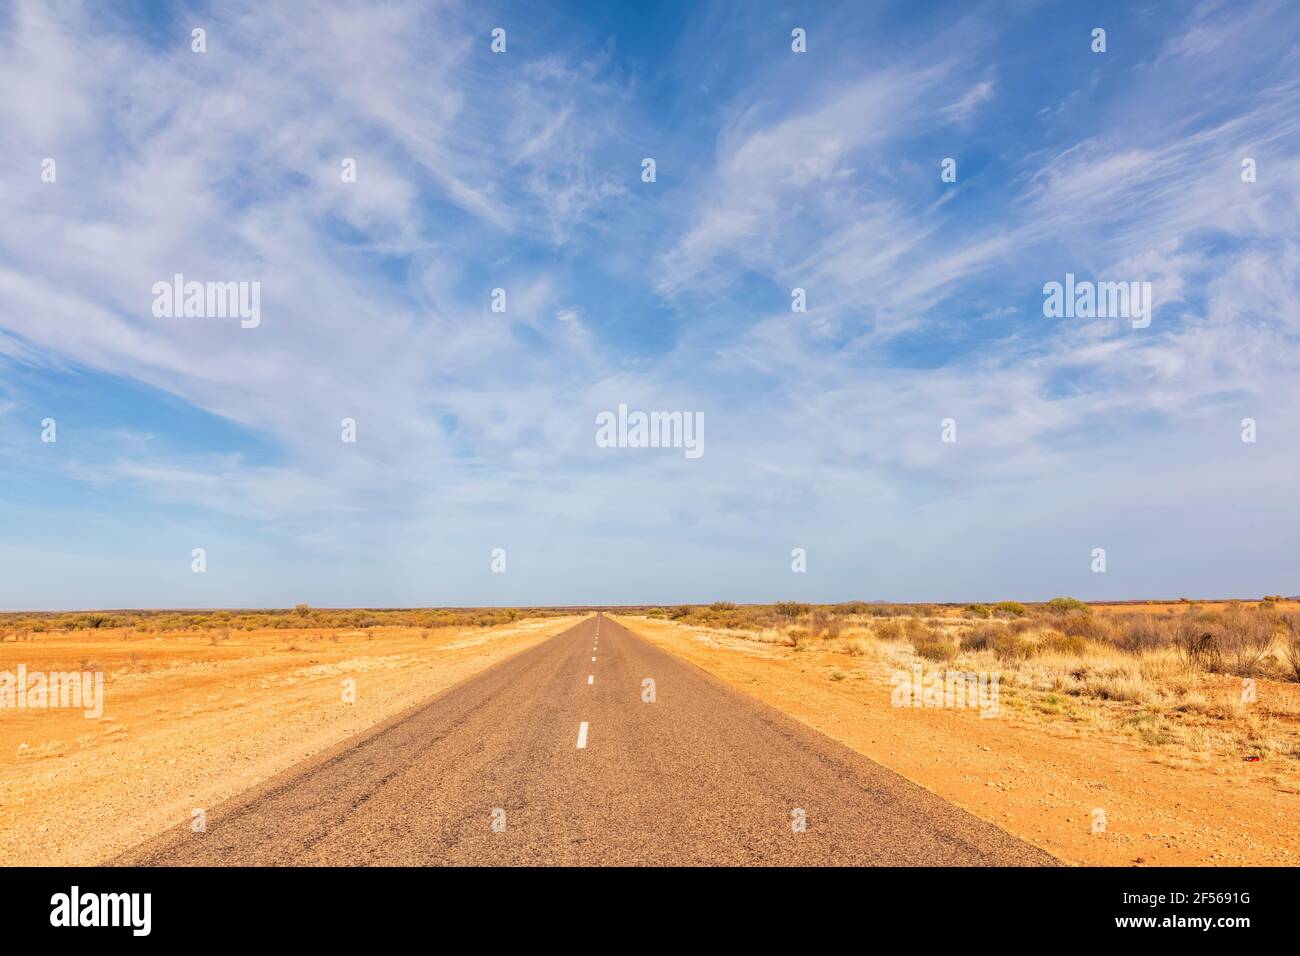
[994,601,1027,618]
[1044,597,1089,615]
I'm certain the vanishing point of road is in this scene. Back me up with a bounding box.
[117,615,1057,866]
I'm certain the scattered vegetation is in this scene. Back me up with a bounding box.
[0,606,551,635]
[641,597,1300,758]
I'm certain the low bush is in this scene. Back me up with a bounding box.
[1044,596,1090,615]
[1283,615,1300,682]
[1157,607,1276,675]
[910,628,957,661]
[1038,629,1088,656]
[1114,614,1170,653]
[874,620,905,641]
[1060,613,1111,641]
[830,601,872,616]
[963,624,1034,660]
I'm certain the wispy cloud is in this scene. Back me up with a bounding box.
[1,0,1297,608]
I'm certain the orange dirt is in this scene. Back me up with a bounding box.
[0,616,582,865]
[1089,600,1300,615]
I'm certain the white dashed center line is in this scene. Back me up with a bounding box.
[591,656,596,662]
[576,722,589,749]
[587,675,594,684]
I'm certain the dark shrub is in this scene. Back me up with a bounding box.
[1114,614,1170,653]
[1060,613,1110,640]
[774,601,810,619]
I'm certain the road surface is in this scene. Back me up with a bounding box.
[116,615,1057,865]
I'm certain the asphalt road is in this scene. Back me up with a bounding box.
[116,614,1058,865]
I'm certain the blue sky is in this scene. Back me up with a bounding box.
[1,0,1298,610]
